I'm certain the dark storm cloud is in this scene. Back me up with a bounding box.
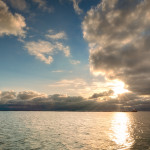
[0,90,150,111]
[0,91,16,101]
[89,90,114,99]
[82,0,150,95]
[17,91,47,100]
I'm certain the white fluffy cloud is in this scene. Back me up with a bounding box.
[25,29,71,64]
[25,40,70,64]
[0,0,26,37]
[82,0,150,95]
[25,40,54,64]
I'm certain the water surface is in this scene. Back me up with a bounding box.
[0,112,150,150]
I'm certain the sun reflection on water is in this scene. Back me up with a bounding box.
[110,113,134,149]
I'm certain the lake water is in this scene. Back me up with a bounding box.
[0,112,150,150]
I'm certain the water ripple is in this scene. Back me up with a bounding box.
[0,112,150,150]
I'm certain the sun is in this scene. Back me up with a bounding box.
[108,80,129,97]
[113,82,129,95]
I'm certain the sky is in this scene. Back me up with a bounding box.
[0,0,150,111]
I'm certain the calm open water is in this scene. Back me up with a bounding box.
[0,112,150,150]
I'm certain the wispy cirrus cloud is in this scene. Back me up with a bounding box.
[52,70,64,73]
[6,0,53,12]
[55,42,70,57]
[6,0,27,11]
[0,0,26,37]
[32,0,54,12]
[70,59,80,65]
[48,78,108,97]
[46,30,67,40]
[72,0,83,15]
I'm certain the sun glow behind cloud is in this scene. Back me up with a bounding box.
[108,80,129,97]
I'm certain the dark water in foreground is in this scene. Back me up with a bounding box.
[0,112,150,150]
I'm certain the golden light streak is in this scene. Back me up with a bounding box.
[110,113,134,149]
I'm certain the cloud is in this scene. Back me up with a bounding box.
[0,0,26,37]
[17,91,47,100]
[24,40,70,64]
[46,30,67,40]
[52,70,75,73]
[72,0,83,15]
[48,78,108,97]
[0,90,150,111]
[25,29,71,64]
[49,78,91,97]
[24,40,54,64]
[70,59,80,65]
[89,90,114,99]
[6,0,27,11]
[32,0,53,12]
[82,0,150,95]
[0,91,16,101]
[55,42,70,57]
[49,78,87,87]
[52,70,64,73]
